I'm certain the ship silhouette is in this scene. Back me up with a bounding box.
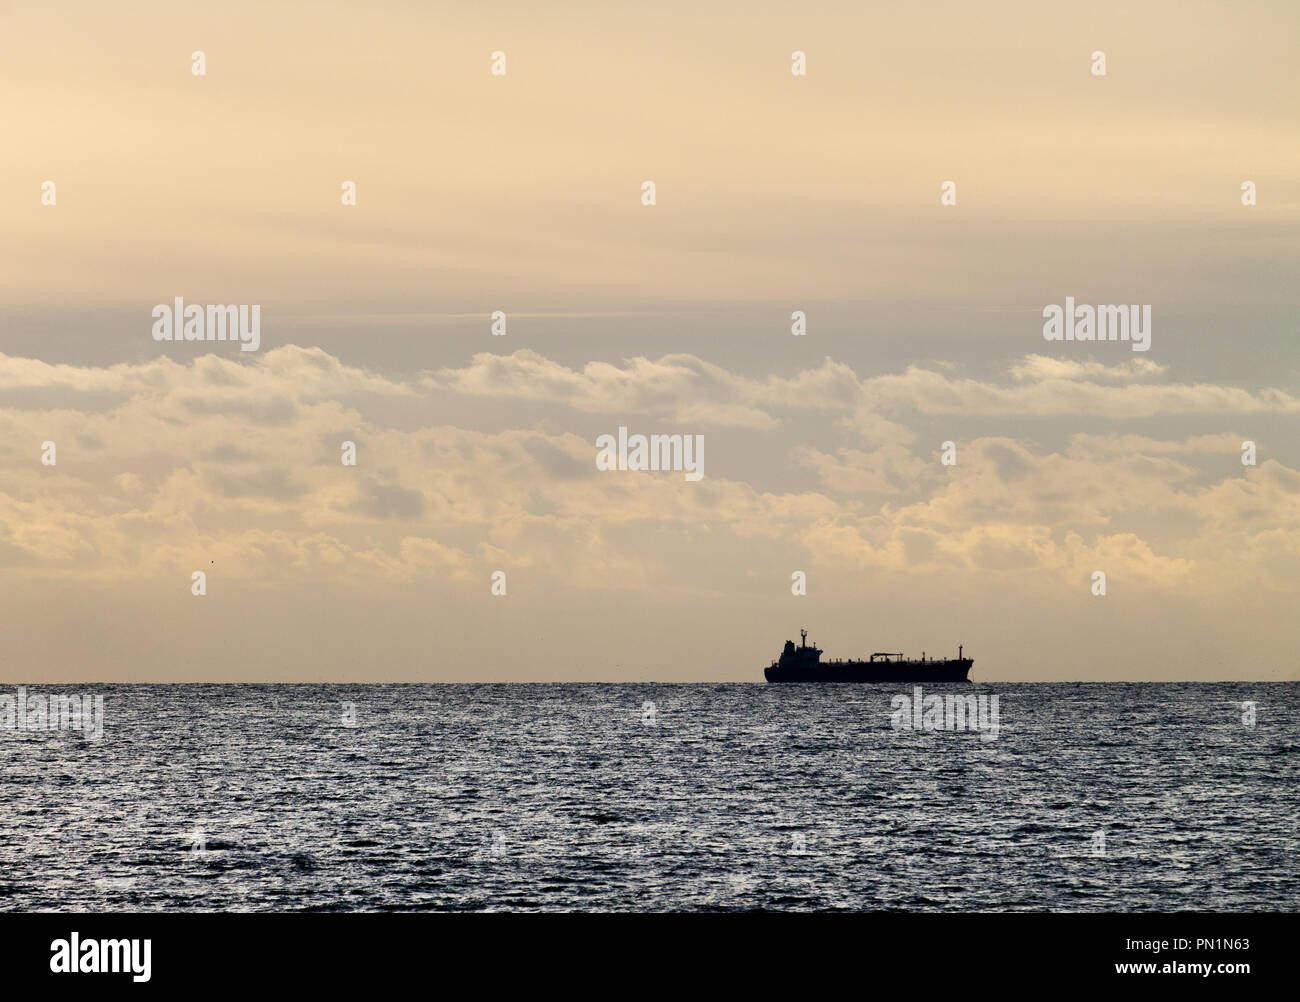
[764,629,972,683]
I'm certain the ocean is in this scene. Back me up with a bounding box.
[1,682,1295,912]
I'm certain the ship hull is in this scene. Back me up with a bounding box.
[764,658,972,683]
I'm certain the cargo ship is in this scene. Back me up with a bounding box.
[764,629,972,683]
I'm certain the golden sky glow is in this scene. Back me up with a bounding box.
[1,1,1297,680]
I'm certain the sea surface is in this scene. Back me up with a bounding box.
[1,683,1296,912]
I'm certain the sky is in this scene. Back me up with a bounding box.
[0,1,1297,681]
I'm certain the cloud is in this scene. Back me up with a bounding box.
[865,364,1300,418]
[1010,355,1168,383]
[0,345,1295,603]
[421,350,860,429]
[414,349,1299,433]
